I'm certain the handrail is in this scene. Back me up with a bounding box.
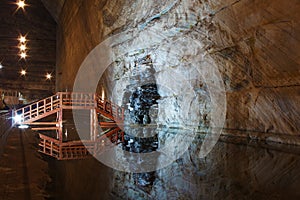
[39,132,124,160]
[60,92,95,107]
[14,93,60,123]
[13,92,124,124]
[14,92,126,160]
[96,94,124,121]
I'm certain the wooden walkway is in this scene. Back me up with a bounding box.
[13,92,125,160]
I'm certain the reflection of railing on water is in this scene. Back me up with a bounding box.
[38,128,124,160]
[13,92,125,160]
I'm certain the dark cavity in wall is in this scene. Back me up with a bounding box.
[122,54,160,189]
[129,83,160,125]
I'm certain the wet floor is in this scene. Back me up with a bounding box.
[46,134,300,200]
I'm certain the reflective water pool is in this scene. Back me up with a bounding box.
[47,135,300,200]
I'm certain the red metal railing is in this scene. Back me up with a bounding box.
[13,92,97,124]
[96,95,124,122]
[14,94,60,124]
[14,92,124,124]
[60,92,95,108]
[14,92,125,160]
[39,128,124,160]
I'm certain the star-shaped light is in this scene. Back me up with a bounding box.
[46,73,52,80]
[16,0,27,10]
[19,52,27,59]
[20,69,26,76]
[18,35,27,43]
[19,44,27,51]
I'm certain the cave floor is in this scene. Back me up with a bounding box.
[0,128,48,200]
[1,128,300,199]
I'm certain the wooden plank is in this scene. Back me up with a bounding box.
[23,109,59,124]
[99,121,118,128]
[27,122,58,125]
[38,144,59,152]
[32,127,59,131]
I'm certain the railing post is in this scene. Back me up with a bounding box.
[22,107,25,121]
[59,92,63,107]
[44,99,46,113]
[90,108,98,141]
[29,105,32,120]
[50,141,53,156]
[90,109,94,141]
[51,95,53,110]
[37,102,39,117]
[58,109,63,142]
[81,93,84,106]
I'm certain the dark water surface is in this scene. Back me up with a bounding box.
[47,135,300,200]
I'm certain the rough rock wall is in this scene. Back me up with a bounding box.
[57,0,299,140]
[208,0,300,139]
[55,0,300,199]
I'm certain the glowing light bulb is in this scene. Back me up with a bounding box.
[20,69,26,76]
[13,114,23,124]
[19,44,26,51]
[18,35,26,43]
[16,0,26,9]
[46,73,52,80]
[20,52,27,59]
[0,63,3,69]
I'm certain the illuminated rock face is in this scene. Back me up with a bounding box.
[57,0,300,141]
[55,0,300,199]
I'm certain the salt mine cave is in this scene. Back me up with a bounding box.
[0,0,300,199]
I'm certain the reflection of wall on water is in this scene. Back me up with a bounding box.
[122,129,158,191]
[121,54,160,190]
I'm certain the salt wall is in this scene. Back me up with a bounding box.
[56,0,300,142]
[54,1,300,199]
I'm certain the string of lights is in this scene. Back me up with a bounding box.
[18,34,27,60]
[12,0,53,80]
[18,33,28,76]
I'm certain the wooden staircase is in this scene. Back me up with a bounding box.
[96,94,124,122]
[13,92,125,160]
[14,94,60,124]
